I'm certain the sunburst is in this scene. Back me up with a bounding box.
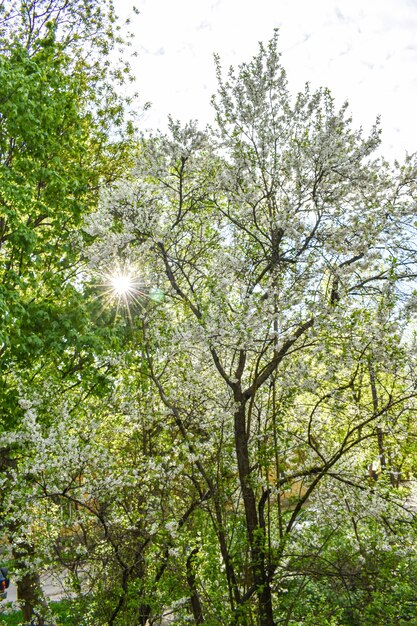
[94,263,164,323]
[100,266,144,322]
[108,270,138,301]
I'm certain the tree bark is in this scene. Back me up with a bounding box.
[13,542,48,626]
[186,548,205,624]
[0,446,48,625]
[233,401,275,626]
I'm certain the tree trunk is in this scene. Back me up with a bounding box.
[12,537,49,626]
[234,401,275,626]
[0,447,49,625]
[186,548,205,624]
[17,567,48,626]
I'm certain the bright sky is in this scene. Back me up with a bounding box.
[120,0,417,160]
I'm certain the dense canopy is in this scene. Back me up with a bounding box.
[1,5,417,626]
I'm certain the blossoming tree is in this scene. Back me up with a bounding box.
[84,32,417,625]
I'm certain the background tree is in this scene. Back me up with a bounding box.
[0,0,137,621]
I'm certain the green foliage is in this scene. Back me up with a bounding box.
[0,1,138,623]
[2,21,417,626]
[0,599,81,625]
[277,512,417,625]
[0,0,136,418]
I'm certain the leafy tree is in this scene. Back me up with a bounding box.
[86,32,417,625]
[0,1,137,621]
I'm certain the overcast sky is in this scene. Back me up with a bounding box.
[120,0,417,160]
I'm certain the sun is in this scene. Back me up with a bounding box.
[96,263,164,322]
[99,266,144,321]
[109,271,137,299]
